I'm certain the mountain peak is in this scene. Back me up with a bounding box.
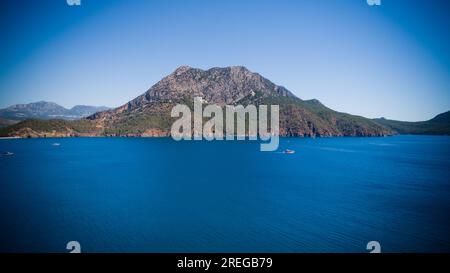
[124,65,296,109]
[35,101,53,105]
[173,65,193,75]
[172,65,254,77]
[210,65,249,72]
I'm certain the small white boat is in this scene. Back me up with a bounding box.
[1,151,14,156]
[283,149,295,154]
[52,143,61,146]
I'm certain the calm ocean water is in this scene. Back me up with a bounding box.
[0,136,449,252]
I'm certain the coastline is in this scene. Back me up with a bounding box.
[0,134,424,140]
[0,136,21,140]
[2,134,450,140]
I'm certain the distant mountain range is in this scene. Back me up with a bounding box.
[0,66,448,137]
[0,101,109,127]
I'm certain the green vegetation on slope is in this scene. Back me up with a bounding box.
[374,116,450,135]
[0,119,99,137]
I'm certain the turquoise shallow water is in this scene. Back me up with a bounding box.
[0,135,449,252]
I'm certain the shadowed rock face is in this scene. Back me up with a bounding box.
[2,66,394,138]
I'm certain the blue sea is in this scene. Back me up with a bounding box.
[0,135,449,253]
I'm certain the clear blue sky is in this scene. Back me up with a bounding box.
[0,0,449,121]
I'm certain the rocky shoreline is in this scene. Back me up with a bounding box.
[0,128,391,139]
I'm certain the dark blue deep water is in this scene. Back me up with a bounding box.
[0,135,449,252]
